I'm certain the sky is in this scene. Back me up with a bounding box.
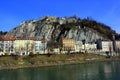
[0,0,120,33]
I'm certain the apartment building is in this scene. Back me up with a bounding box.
[75,41,82,52]
[3,37,16,55]
[0,37,3,53]
[116,41,120,49]
[14,37,35,56]
[101,41,113,52]
[34,38,47,54]
[62,38,75,52]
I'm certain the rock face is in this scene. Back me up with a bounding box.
[5,16,116,43]
[0,31,7,36]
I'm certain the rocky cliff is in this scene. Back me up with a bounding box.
[0,31,7,36]
[5,16,117,43]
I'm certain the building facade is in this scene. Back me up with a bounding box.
[2,37,15,55]
[34,39,47,54]
[62,38,75,52]
[116,41,120,49]
[14,40,35,56]
[75,41,82,52]
[101,41,113,52]
[83,43,97,51]
[0,40,3,52]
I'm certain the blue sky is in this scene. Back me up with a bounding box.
[0,0,120,33]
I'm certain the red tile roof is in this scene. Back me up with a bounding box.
[41,39,47,43]
[0,36,47,41]
[1,37,16,41]
[16,36,36,40]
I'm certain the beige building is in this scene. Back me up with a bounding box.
[14,39,35,56]
[62,38,75,52]
[116,41,120,49]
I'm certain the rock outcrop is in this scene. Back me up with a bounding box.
[0,31,7,36]
[5,16,117,43]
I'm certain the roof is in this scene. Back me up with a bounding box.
[41,39,47,43]
[0,37,16,41]
[0,36,47,42]
[16,36,36,40]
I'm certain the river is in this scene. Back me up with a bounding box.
[0,61,120,80]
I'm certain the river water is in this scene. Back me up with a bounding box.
[0,61,120,80]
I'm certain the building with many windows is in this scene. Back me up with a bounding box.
[2,37,15,55]
[34,38,47,54]
[14,37,35,56]
[62,38,75,52]
[0,37,4,54]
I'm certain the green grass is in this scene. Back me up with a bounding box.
[0,53,108,69]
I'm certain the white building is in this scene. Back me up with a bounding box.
[0,40,3,52]
[3,37,15,55]
[83,43,97,51]
[101,41,113,52]
[116,41,120,49]
[100,40,120,56]
[75,41,97,53]
[35,40,41,53]
[0,38,4,55]
[75,41,82,52]
[34,39,47,54]
[53,48,60,54]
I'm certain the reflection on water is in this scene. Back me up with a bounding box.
[0,61,120,80]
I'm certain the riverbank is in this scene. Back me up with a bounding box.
[0,53,120,70]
